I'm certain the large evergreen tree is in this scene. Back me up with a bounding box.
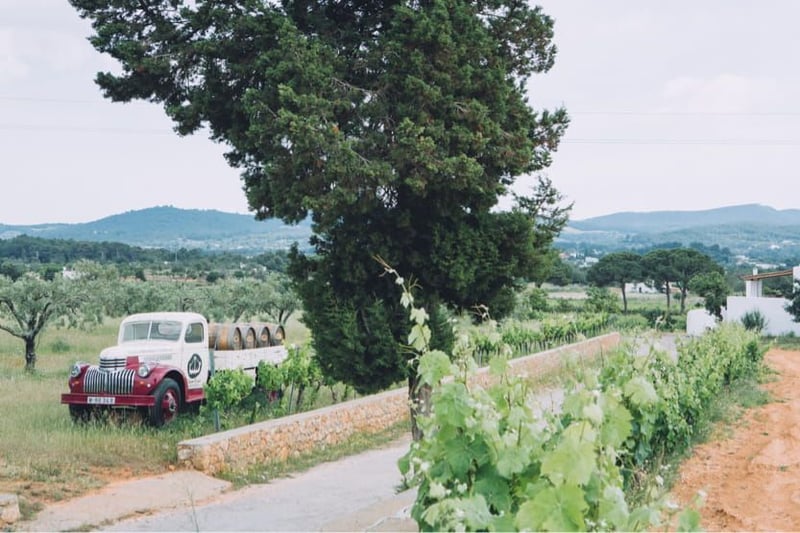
[70,1,569,402]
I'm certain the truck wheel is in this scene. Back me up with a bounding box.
[69,404,93,423]
[149,378,181,427]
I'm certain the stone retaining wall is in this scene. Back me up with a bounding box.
[0,493,20,527]
[177,332,621,474]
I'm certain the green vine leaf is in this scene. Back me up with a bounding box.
[541,428,596,486]
[599,485,630,529]
[600,394,633,448]
[624,376,658,406]
[516,484,588,531]
[473,468,512,511]
[409,322,431,352]
[418,350,451,386]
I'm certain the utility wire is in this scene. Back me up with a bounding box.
[1,122,798,146]
[2,95,800,117]
[563,138,800,146]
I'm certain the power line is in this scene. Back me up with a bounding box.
[0,123,173,135]
[2,95,800,117]
[1,122,798,146]
[570,110,800,117]
[0,95,150,106]
[563,138,800,146]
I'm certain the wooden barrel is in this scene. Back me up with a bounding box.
[236,323,257,349]
[253,323,286,347]
[254,323,272,348]
[209,323,243,350]
[270,324,285,346]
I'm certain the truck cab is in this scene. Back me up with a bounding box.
[106,312,212,390]
[63,312,216,426]
[62,312,287,427]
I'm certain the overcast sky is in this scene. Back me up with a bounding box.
[1,1,798,225]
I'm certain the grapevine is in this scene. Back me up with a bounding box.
[389,266,762,531]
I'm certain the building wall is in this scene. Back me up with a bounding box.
[726,296,800,336]
[177,333,621,474]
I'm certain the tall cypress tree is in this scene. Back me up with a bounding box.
[70,0,570,415]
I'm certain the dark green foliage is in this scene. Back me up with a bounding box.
[518,286,550,318]
[289,252,407,395]
[203,369,255,413]
[0,235,170,265]
[69,0,569,395]
[598,325,766,473]
[205,271,224,284]
[546,256,586,286]
[0,273,100,371]
[688,271,729,320]
[741,310,768,331]
[587,251,642,312]
[763,274,794,298]
[0,262,24,281]
[786,282,800,324]
[642,248,723,314]
[583,286,620,314]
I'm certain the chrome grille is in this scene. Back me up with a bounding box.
[99,357,127,371]
[84,368,135,395]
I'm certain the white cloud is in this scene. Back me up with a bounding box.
[661,74,781,113]
[0,30,30,83]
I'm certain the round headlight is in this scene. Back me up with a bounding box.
[69,363,83,378]
[137,362,153,378]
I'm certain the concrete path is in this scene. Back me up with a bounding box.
[18,438,417,532]
[18,471,232,532]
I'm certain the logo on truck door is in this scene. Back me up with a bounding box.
[187,353,203,378]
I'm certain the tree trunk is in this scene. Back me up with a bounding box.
[680,287,687,313]
[665,282,672,315]
[24,335,36,372]
[620,282,628,313]
[409,373,432,442]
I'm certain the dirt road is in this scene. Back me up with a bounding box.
[672,348,800,531]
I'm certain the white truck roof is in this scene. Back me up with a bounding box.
[121,312,206,325]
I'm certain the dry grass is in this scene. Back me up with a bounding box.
[0,321,178,516]
[0,316,313,519]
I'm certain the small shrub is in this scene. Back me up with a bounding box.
[584,286,621,314]
[521,286,549,317]
[49,339,72,353]
[203,369,254,412]
[609,313,650,332]
[741,310,767,332]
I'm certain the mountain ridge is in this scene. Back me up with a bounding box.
[2,203,798,259]
[0,205,312,252]
[570,204,800,233]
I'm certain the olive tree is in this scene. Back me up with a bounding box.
[586,251,643,313]
[688,271,729,320]
[0,273,99,371]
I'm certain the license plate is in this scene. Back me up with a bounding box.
[88,396,115,405]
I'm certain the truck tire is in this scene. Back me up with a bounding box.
[149,378,181,427]
[69,404,93,423]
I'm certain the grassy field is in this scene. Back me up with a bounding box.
[0,315,315,518]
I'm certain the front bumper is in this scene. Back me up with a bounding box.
[61,393,156,407]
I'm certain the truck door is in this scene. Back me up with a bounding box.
[184,321,210,389]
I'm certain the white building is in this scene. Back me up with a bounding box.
[688,266,800,336]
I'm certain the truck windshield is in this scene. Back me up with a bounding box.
[121,321,183,342]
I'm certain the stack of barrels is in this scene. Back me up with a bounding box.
[208,322,286,350]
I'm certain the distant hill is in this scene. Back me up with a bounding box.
[2,203,799,262]
[560,204,800,263]
[0,206,312,253]
[569,204,800,233]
